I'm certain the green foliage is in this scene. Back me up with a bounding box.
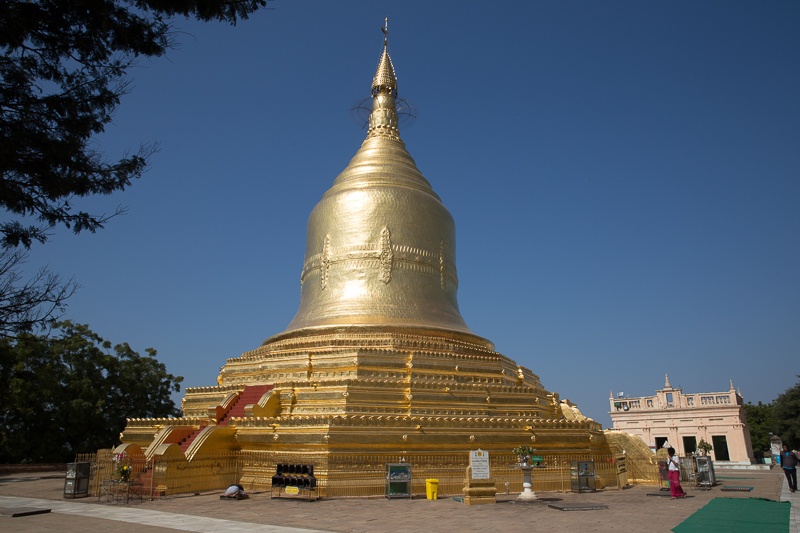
[117,462,132,481]
[743,401,777,452]
[773,376,800,449]
[0,0,269,248]
[512,445,536,457]
[0,321,183,463]
[696,439,713,455]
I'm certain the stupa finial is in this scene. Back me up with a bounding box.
[366,19,400,140]
[664,373,671,388]
[372,17,397,98]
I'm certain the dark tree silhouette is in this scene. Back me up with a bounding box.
[0,321,183,462]
[0,0,270,248]
[743,400,777,452]
[1,1,270,335]
[0,248,78,338]
[774,377,800,449]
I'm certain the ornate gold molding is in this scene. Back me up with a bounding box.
[439,241,446,291]
[300,237,458,288]
[320,235,332,289]
[379,227,393,283]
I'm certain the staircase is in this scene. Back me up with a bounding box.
[131,385,274,497]
[136,468,155,489]
[133,467,168,499]
[217,385,273,426]
[167,385,274,454]
[178,428,204,452]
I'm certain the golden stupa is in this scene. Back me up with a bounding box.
[121,23,612,488]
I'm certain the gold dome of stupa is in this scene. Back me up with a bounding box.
[277,30,475,340]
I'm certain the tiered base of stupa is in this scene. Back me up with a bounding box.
[121,326,609,490]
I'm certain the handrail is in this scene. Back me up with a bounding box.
[209,391,241,422]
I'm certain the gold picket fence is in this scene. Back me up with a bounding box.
[77,450,656,499]
[626,453,661,484]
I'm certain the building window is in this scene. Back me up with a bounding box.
[687,397,694,406]
[666,392,673,406]
[647,399,653,407]
[712,435,730,461]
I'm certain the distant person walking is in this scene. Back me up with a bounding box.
[667,447,686,499]
[779,444,798,493]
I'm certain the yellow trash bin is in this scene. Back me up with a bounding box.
[426,479,439,500]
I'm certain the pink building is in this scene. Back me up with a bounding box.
[609,375,756,467]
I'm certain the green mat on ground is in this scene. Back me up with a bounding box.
[672,498,790,533]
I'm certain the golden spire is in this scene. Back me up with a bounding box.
[367,18,400,140]
[372,17,397,97]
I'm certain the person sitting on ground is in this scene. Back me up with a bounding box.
[221,484,249,499]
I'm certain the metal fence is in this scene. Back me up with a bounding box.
[76,449,114,499]
[626,454,660,484]
[261,452,627,498]
[80,450,655,499]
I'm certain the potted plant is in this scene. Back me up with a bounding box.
[114,452,132,482]
[117,462,131,482]
[513,445,536,466]
[696,439,713,456]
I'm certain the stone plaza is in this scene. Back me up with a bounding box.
[0,467,797,532]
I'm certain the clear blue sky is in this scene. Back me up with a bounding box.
[20,1,800,427]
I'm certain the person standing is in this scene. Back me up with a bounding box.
[779,444,798,493]
[667,447,686,499]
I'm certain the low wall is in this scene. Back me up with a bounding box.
[82,450,654,498]
[0,463,66,475]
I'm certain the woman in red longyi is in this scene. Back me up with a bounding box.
[667,447,686,499]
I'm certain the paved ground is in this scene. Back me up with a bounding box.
[786,472,799,533]
[0,469,795,532]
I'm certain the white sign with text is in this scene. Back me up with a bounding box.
[470,449,490,479]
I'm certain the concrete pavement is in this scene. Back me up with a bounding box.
[0,469,790,532]
[779,469,799,533]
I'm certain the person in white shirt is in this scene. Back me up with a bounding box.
[667,447,686,499]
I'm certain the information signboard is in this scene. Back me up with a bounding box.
[470,449,490,479]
